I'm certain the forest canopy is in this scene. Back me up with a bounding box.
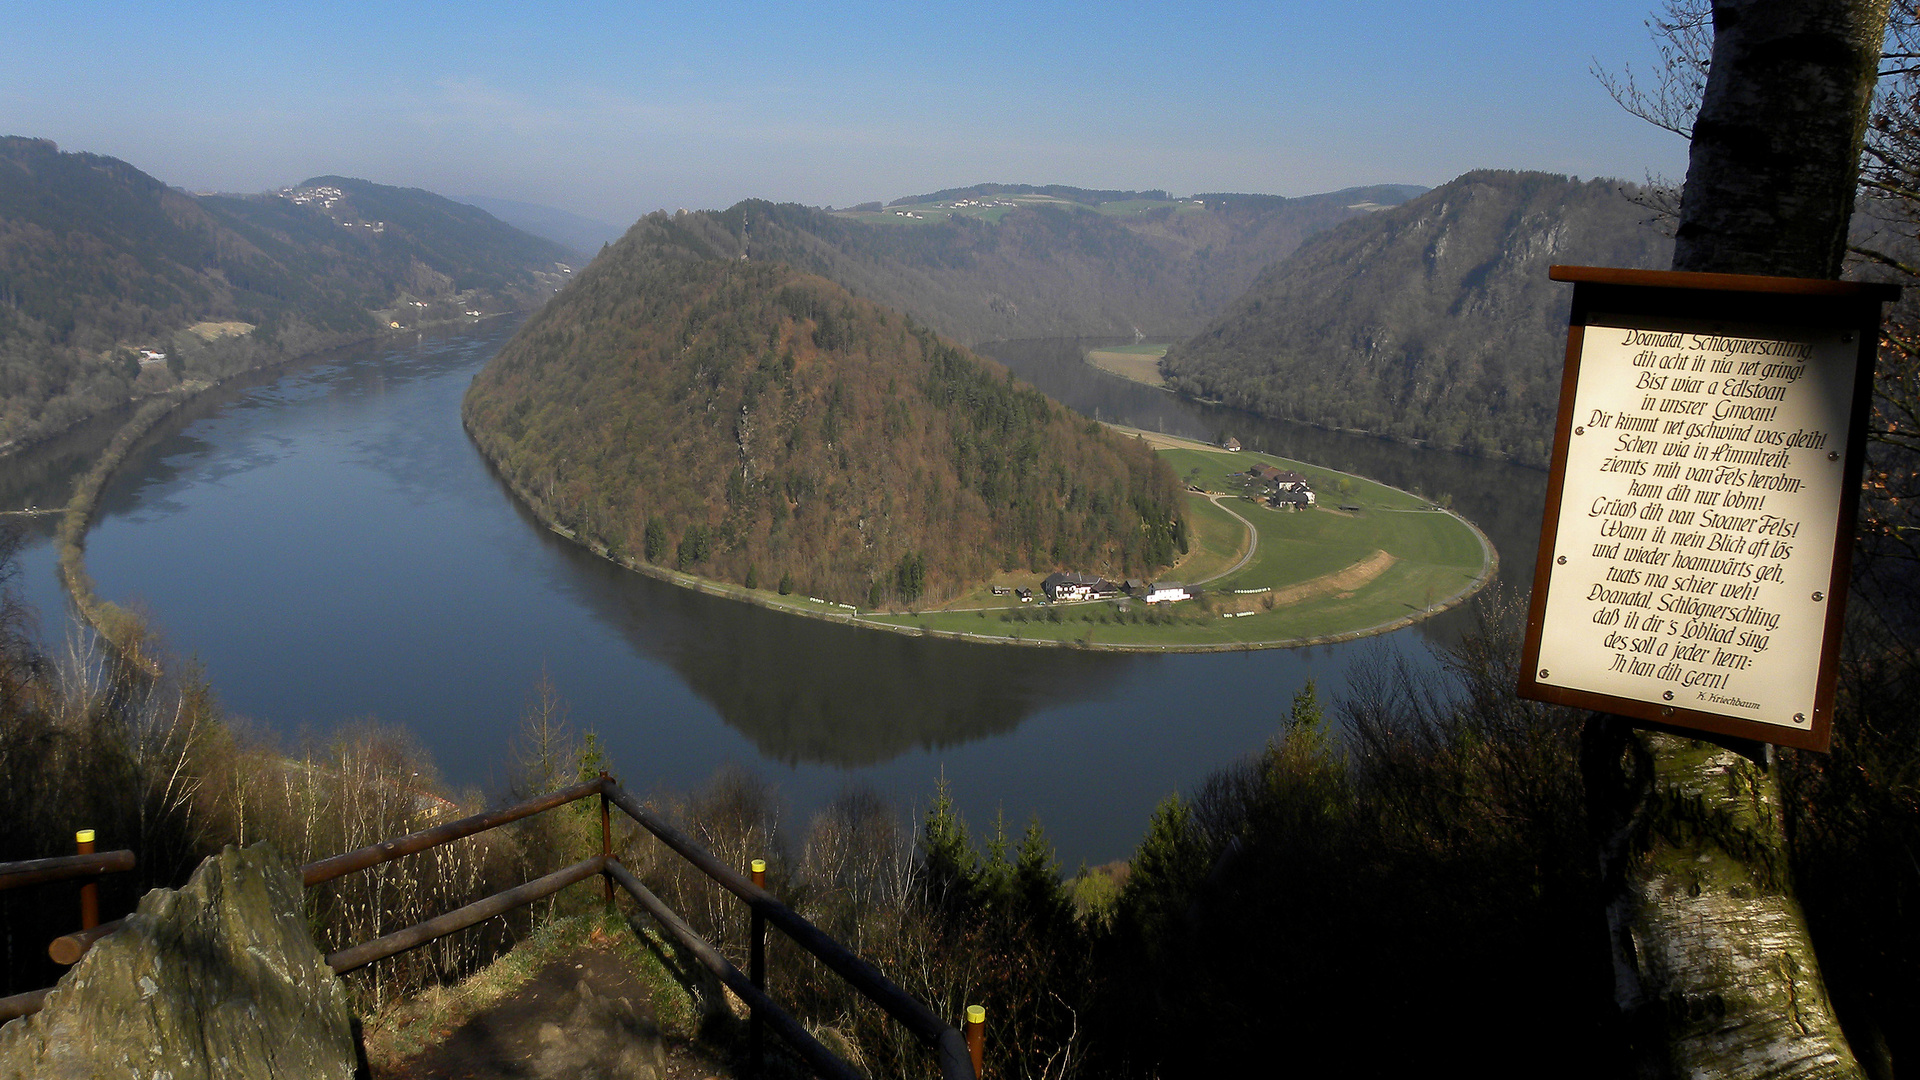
[0,138,574,448]
[463,211,1187,608]
[1161,170,1674,466]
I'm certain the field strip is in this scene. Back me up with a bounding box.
[1085,350,1168,388]
[1215,549,1397,613]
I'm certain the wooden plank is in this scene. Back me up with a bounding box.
[325,857,604,975]
[603,784,974,1078]
[0,850,134,891]
[302,780,601,886]
[1550,264,1901,299]
[603,860,868,1080]
[0,988,50,1022]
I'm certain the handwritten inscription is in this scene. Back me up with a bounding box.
[1534,325,1857,731]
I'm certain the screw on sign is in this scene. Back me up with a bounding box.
[1519,267,1897,753]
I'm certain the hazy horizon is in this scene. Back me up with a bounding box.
[9,1,1691,226]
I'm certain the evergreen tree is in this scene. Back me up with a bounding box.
[920,780,975,912]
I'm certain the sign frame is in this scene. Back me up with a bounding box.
[1518,265,1898,751]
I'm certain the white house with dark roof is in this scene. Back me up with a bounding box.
[1042,572,1119,602]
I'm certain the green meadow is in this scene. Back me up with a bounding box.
[838,440,1494,650]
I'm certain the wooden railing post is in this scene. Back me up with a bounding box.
[598,772,614,911]
[75,830,97,931]
[965,1004,985,1078]
[750,857,767,1076]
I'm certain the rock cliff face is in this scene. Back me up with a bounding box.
[0,845,357,1080]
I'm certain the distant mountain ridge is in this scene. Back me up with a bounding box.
[888,183,1177,206]
[463,209,1187,608]
[459,194,622,261]
[1161,170,1674,467]
[0,138,574,447]
[654,183,1424,347]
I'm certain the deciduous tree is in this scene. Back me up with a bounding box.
[1597,3,1891,1075]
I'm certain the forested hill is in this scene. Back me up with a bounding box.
[634,184,1422,346]
[462,211,1187,608]
[0,137,575,448]
[1161,170,1673,467]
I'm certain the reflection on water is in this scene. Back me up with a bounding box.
[0,406,135,538]
[539,539,1135,765]
[0,325,1553,863]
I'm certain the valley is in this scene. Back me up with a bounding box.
[0,145,1571,866]
[0,318,1542,867]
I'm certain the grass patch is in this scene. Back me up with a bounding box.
[853,443,1491,648]
[186,320,255,340]
[1091,198,1204,216]
[1157,447,1429,511]
[1168,493,1247,581]
[579,434,1491,650]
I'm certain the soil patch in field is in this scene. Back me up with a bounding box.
[1215,549,1397,613]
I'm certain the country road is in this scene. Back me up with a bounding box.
[1191,491,1258,585]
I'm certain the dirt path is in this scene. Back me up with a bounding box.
[376,946,733,1080]
[1191,492,1257,584]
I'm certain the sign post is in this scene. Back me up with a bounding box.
[1519,266,1897,751]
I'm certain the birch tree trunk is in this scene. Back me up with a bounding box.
[1606,2,1889,1075]
[1674,0,1888,278]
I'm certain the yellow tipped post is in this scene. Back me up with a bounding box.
[748,857,769,1071]
[965,1004,985,1076]
[75,829,98,930]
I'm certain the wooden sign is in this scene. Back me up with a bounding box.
[1518,266,1897,751]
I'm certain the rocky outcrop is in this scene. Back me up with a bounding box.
[0,844,358,1080]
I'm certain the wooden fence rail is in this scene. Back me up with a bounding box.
[0,842,136,1022]
[3,775,978,1080]
[0,850,135,892]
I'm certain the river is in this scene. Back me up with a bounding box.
[0,323,1547,866]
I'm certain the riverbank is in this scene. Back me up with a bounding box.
[469,418,1496,652]
[1072,343,1533,467]
[54,394,182,673]
[49,314,525,670]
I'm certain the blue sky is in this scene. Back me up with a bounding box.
[5,0,1692,226]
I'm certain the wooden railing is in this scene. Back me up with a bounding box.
[6,776,982,1080]
[0,834,135,1022]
